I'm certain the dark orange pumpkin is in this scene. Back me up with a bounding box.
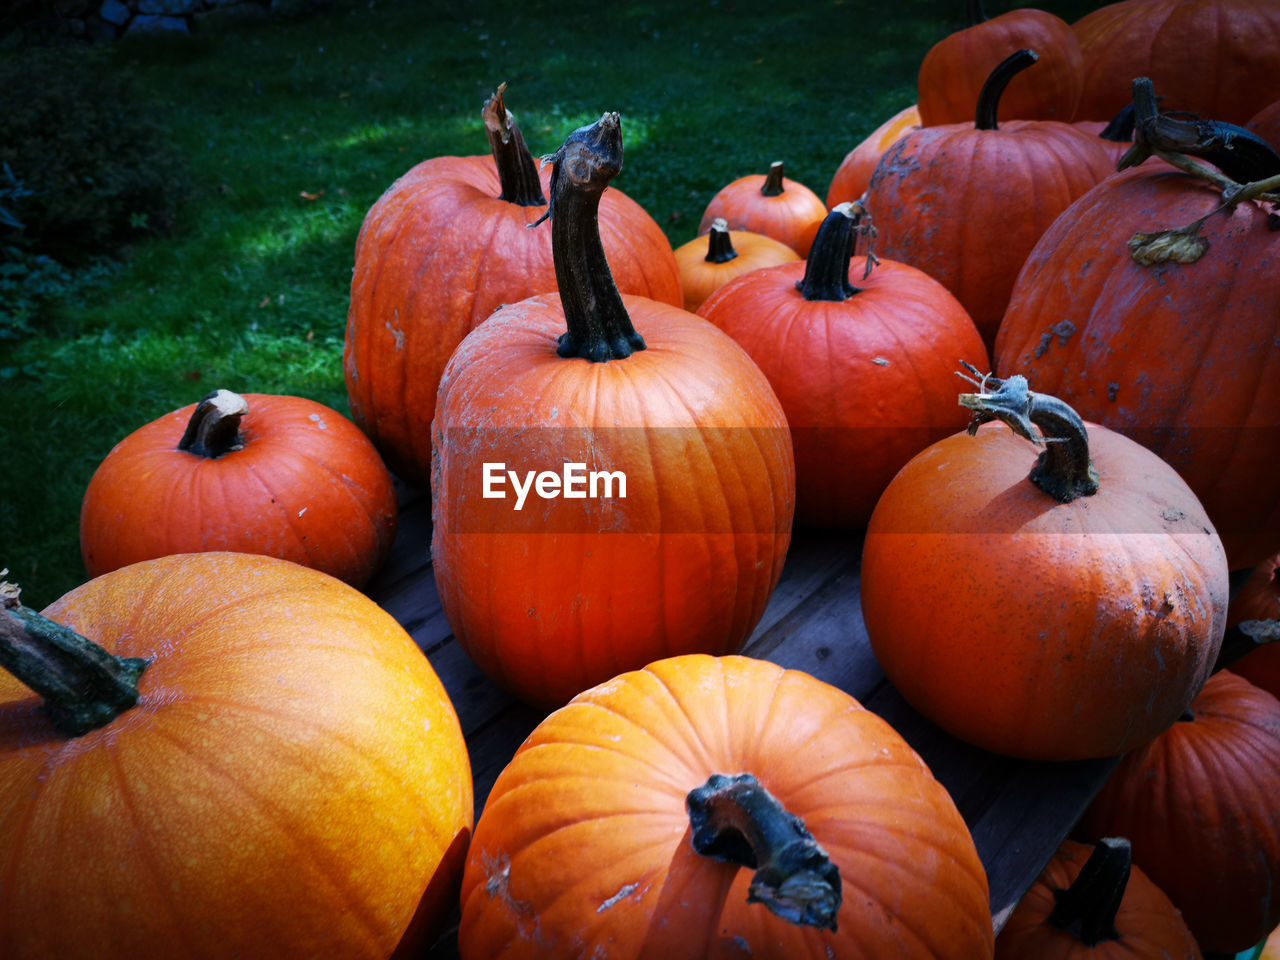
[79,389,398,588]
[0,553,473,959]
[1247,99,1280,150]
[825,103,920,208]
[867,50,1115,350]
[457,654,996,959]
[697,161,828,258]
[861,372,1229,760]
[917,0,1083,126]
[995,838,1201,959]
[431,114,794,708]
[672,218,800,313]
[696,203,987,530]
[1075,670,1280,954]
[1225,553,1280,697]
[344,85,682,487]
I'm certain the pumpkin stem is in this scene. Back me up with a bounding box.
[704,218,739,264]
[1047,837,1129,947]
[965,0,988,27]
[177,389,249,459]
[1099,102,1135,144]
[957,365,1099,502]
[686,772,842,931]
[483,82,547,207]
[0,579,149,738]
[975,49,1039,131]
[796,203,862,301]
[532,112,645,362]
[761,161,787,198]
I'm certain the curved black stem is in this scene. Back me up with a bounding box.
[796,203,861,302]
[976,49,1039,131]
[483,82,546,207]
[1048,838,1130,947]
[704,218,739,264]
[177,389,248,459]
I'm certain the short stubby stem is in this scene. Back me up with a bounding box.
[177,389,249,459]
[1048,837,1130,947]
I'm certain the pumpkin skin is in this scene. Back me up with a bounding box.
[697,209,987,530]
[993,165,1280,570]
[457,654,996,960]
[79,390,398,589]
[1070,0,1280,124]
[697,161,828,258]
[917,4,1083,126]
[672,220,800,313]
[344,95,682,488]
[825,103,921,208]
[0,552,473,960]
[1225,552,1280,700]
[995,839,1202,960]
[1247,99,1280,150]
[1075,671,1280,954]
[861,399,1229,761]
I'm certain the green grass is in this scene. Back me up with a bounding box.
[0,0,1103,608]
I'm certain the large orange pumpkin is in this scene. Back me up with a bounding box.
[861,372,1229,760]
[457,654,996,959]
[696,203,987,530]
[431,113,795,709]
[1075,670,1280,954]
[0,553,473,959]
[697,161,828,258]
[344,85,681,487]
[79,389,398,588]
[995,838,1201,959]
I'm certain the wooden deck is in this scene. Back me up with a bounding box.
[368,483,1118,955]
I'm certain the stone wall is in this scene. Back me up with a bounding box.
[33,0,326,41]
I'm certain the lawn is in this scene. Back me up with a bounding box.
[0,0,1103,608]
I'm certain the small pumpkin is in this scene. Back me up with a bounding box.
[431,113,795,708]
[861,371,1229,760]
[697,161,828,258]
[0,554,473,959]
[79,389,398,589]
[1075,670,1280,954]
[825,102,921,208]
[672,218,800,313]
[457,654,996,959]
[995,838,1201,959]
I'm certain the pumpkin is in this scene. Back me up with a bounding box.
[1070,0,1280,124]
[0,553,473,959]
[992,110,1280,569]
[79,389,398,589]
[825,102,921,208]
[430,113,795,709]
[995,838,1201,959]
[1262,925,1280,960]
[697,161,828,258]
[456,654,996,959]
[1225,552,1280,700]
[866,49,1115,350]
[1247,99,1280,150]
[861,371,1229,761]
[672,218,800,313]
[344,84,682,487]
[696,202,987,530]
[1075,670,1280,954]
[917,0,1083,126]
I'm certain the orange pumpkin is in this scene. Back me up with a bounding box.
[1226,552,1280,697]
[79,389,398,588]
[861,372,1229,760]
[1248,99,1280,149]
[431,113,795,708]
[457,654,996,959]
[698,161,828,257]
[995,839,1201,959]
[825,102,921,208]
[344,85,681,486]
[0,553,473,959]
[672,218,800,313]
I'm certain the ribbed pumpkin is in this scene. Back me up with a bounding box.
[79,389,398,589]
[861,372,1229,760]
[825,103,920,208]
[0,553,473,960]
[696,203,987,530]
[1070,0,1280,124]
[1075,670,1280,954]
[993,161,1280,570]
[672,218,800,313]
[457,654,996,960]
[697,161,828,258]
[917,0,1083,126]
[431,113,794,709]
[867,50,1115,349]
[344,85,681,487]
[995,839,1201,960]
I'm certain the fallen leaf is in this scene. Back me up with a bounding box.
[299,190,325,201]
